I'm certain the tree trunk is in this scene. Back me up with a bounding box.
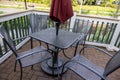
[114,4,120,18]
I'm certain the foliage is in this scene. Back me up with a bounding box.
[72,0,78,6]
[101,0,117,7]
[0,11,4,14]
[0,0,120,17]
[73,5,118,16]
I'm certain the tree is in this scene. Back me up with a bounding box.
[101,0,115,7]
[113,0,120,18]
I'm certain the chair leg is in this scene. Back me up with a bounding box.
[31,37,33,49]
[31,65,33,70]
[46,43,49,50]
[18,61,23,80]
[57,58,60,80]
[52,55,54,75]
[74,42,79,56]
[14,60,17,72]
[39,41,41,45]
[62,50,71,59]
[20,65,23,80]
[82,40,85,55]
[60,63,67,80]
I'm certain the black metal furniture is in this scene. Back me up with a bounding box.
[29,28,80,76]
[29,14,48,45]
[62,19,93,59]
[61,45,120,80]
[0,25,51,80]
[71,19,93,56]
[29,14,48,33]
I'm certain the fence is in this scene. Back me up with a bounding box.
[71,14,120,51]
[0,10,119,63]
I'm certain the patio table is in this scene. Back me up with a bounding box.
[29,28,80,76]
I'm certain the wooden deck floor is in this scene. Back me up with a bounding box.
[0,40,120,80]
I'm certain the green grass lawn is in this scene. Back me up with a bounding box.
[73,5,119,17]
[0,11,4,14]
[0,1,119,17]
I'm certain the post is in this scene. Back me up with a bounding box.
[107,21,120,51]
[29,13,35,33]
[79,0,83,14]
[69,12,76,31]
[24,0,27,9]
[55,22,60,36]
[114,4,120,18]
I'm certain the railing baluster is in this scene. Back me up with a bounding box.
[26,15,30,35]
[68,19,71,31]
[76,19,80,32]
[101,22,109,43]
[118,41,120,48]
[108,23,117,44]
[87,21,94,41]
[0,44,3,57]
[105,23,113,44]
[115,32,120,47]
[92,21,99,42]
[9,20,15,44]
[21,17,25,38]
[14,18,19,45]
[3,40,8,53]
[3,22,10,36]
[23,16,28,36]
[97,22,104,42]
[17,17,22,41]
[23,16,27,37]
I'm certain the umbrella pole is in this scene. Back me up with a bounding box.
[56,22,60,36]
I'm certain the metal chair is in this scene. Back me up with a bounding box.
[29,14,48,45]
[29,14,57,55]
[62,19,93,59]
[71,19,93,56]
[0,25,51,80]
[61,45,120,80]
[29,14,48,33]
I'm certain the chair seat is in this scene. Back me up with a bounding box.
[17,46,51,67]
[67,54,105,80]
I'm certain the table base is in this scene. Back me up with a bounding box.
[41,59,67,76]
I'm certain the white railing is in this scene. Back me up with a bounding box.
[0,10,119,64]
[70,13,120,51]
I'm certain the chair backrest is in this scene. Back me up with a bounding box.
[0,25,17,57]
[29,14,48,33]
[72,19,92,36]
[104,50,120,76]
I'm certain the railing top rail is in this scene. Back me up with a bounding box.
[77,14,120,23]
[0,10,32,22]
[0,10,50,23]
[31,10,49,13]
[0,9,119,23]
[77,14,120,21]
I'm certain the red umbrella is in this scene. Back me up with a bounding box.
[49,0,73,35]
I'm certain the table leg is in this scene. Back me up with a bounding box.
[41,49,67,76]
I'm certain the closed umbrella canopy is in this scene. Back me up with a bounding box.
[49,0,73,23]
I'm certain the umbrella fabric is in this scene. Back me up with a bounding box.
[49,0,73,23]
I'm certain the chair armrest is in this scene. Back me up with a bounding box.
[80,45,113,57]
[16,48,47,60]
[77,33,85,41]
[71,34,85,46]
